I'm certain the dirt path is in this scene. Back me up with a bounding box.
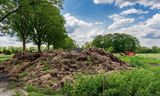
[0,72,15,96]
[0,72,27,96]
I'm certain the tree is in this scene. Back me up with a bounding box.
[92,33,139,52]
[0,0,63,22]
[29,0,66,52]
[92,34,113,49]
[82,42,93,49]
[62,36,76,50]
[7,2,33,51]
[1,0,65,52]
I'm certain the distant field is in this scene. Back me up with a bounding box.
[0,54,12,63]
[137,53,160,59]
[119,53,160,68]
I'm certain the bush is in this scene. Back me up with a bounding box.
[3,48,12,55]
[63,74,106,96]
[63,67,160,96]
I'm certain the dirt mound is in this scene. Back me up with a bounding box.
[0,48,128,89]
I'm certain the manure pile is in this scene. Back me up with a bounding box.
[0,48,128,89]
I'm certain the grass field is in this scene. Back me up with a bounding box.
[137,53,160,59]
[0,54,12,63]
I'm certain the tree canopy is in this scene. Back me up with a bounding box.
[0,0,63,22]
[92,33,140,52]
[1,0,73,52]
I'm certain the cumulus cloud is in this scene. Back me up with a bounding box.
[121,8,149,15]
[64,13,104,46]
[106,13,160,47]
[107,13,135,30]
[93,0,114,4]
[93,0,160,9]
[64,13,92,33]
[107,18,134,30]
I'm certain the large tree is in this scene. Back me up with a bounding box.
[92,33,140,52]
[7,1,33,51]
[1,0,65,52]
[29,0,66,52]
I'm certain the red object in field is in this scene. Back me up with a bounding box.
[125,51,136,56]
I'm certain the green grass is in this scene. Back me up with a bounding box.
[0,54,12,63]
[63,67,160,96]
[137,53,160,59]
[119,55,160,68]
[25,85,62,96]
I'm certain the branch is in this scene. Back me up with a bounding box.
[0,5,21,22]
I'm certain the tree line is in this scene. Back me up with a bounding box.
[83,33,160,53]
[83,33,140,53]
[0,0,76,52]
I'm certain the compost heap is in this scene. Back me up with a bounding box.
[0,48,128,89]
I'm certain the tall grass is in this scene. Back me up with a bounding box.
[63,67,160,96]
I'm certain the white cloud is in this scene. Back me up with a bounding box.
[93,0,114,4]
[64,13,104,46]
[0,36,21,47]
[145,14,160,30]
[93,0,160,9]
[107,13,135,30]
[106,13,160,47]
[121,8,149,15]
[107,18,134,30]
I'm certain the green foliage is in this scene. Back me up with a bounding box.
[136,46,160,53]
[1,0,66,52]
[119,55,160,68]
[63,74,105,96]
[0,54,12,62]
[61,36,76,50]
[63,67,160,96]
[26,85,60,96]
[92,33,139,53]
[82,42,93,49]
[3,48,12,55]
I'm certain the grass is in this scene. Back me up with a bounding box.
[119,54,160,68]
[63,67,160,96]
[25,85,62,96]
[0,54,12,63]
[137,53,160,59]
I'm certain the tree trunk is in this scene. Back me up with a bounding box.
[47,43,50,51]
[22,39,26,51]
[37,44,41,52]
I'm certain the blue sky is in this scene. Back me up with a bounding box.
[1,0,160,47]
[61,0,160,47]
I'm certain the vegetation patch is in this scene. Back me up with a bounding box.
[120,55,160,68]
[63,67,160,96]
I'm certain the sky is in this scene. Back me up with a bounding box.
[1,0,160,47]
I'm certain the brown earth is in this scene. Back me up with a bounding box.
[0,48,128,90]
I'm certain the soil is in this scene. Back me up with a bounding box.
[0,48,128,90]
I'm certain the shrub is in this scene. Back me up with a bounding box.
[63,74,106,96]
[3,48,12,55]
[63,67,160,96]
